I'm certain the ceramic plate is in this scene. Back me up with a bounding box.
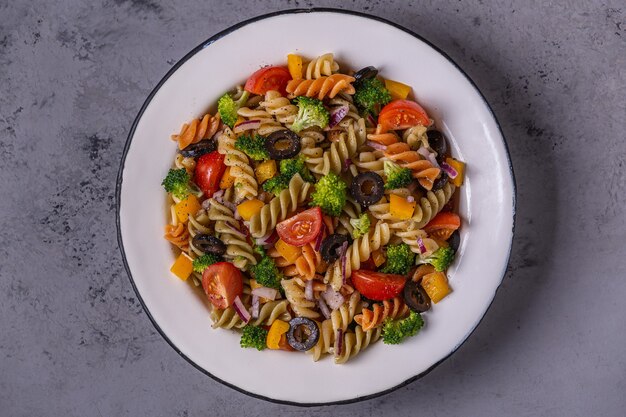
[117,8,515,406]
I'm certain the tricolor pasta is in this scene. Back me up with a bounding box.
[161,53,466,363]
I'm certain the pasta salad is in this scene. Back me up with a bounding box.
[162,53,466,363]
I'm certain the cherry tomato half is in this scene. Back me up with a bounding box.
[194,151,226,198]
[244,66,292,95]
[276,207,323,247]
[201,262,243,309]
[351,270,406,301]
[378,99,430,131]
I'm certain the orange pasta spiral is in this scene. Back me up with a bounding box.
[164,223,189,251]
[354,297,409,331]
[294,243,321,280]
[286,74,356,100]
[384,142,441,190]
[367,125,399,146]
[268,246,300,277]
[171,113,221,150]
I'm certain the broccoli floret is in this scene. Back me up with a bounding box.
[250,247,283,290]
[235,134,269,161]
[384,160,413,190]
[290,96,330,133]
[218,90,250,129]
[309,172,347,217]
[350,213,371,239]
[161,168,193,199]
[192,254,221,273]
[416,246,455,272]
[279,155,315,183]
[354,78,392,116]
[380,243,414,275]
[262,156,314,195]
[382,311,424,344]
[240,325,268,350]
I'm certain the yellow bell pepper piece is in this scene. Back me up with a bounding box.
[445,157,465,187]
[236,199,264,221]
[267,319,290,349]
[255,160,277,184]
[174,195,201,223]
[275,239,300,264]
[372,249,386,267]
[421,271,451,303]
[287,54,303,80]
[219,166,235,189]
[389,194,416,220]
[170,253,194,281]
[385,79,412,99]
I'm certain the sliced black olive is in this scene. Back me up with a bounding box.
[265,130,301,160]
[448,230,461,252]
[192,234,226,255]
[179,139,217,158]
[320,233,350,263]
[431,172,449,191]
[427,130,447,160]
[286,317,320,351]
[353,66,378,85]
[350,172,384,208]
[403,279,431,313]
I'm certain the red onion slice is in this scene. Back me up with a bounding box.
[251,295,260,319]
[317,297,331,319]
[417,236,427,254]
[342,158,352,173]
[233,119,261,133]
[322,286,345,310]
[366,140,387,151]
[225,222,246,238]
[251,286,278,301]
[314,223,326,252]
[232,296,250,324]
[440,161,458,179]
[305,279,314,301]
[340,241,349,284]
[256,230,278,248]
[406,195,415,203]
[329,105,349,128]
[334,329,344,357]
[366,114,376,127]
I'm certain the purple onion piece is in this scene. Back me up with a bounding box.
[366,140,387,151]
[251,295,260,319]
[318,297,331,319]
[417,236,427,254]
[305,279,314,301]
[343,158,352,173]
[340,241,349,284]
[233,119,261,133]
[314,223,325,252]
[334,329,344,357]
[251,286,278,301]
[322,286,345,310]
[329,105,349,128]
[232,296,250,324]
[440,161,458,179]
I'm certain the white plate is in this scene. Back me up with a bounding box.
[117,8,515,406]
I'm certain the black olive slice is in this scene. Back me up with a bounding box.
[426,130,447,159]
[403,279,431,313]
[320,234,350,263]
[448,230,461,252]
[192,234,226,255]
[350,172,384,208]
[431,172,449,191]
[265,130,301,160]
[179,139,217,158]
[353,66,378,85]
[286,317,320,351]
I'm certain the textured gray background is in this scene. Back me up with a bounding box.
[1,0,625,416]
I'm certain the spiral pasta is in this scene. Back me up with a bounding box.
[211,299,291,329]
[286,74,356,100]
[164,223,189,251]
[354,297,409,331]
[217,127,258,202]
[305,53,339,79]
[236,106,283,136]
[331,291,362,334]
[281,278,320,319]
[306,118,367,176]
[248,174,312,238]
[334,325,382,364]
[403,125,429,150]
[384,142,441,191]
[259,90,298,126]
[207,196,256,269]
[171,113,220,150]
[309,319,334,361]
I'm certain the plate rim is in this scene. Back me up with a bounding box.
[115,7,517,407]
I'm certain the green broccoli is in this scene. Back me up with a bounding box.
[240,325,268,350]
[350,213,371,239]
[382,311,424,344]
[161,168,193,199]
[416,246,455,272]
[380,243,414,275]
[354,78,392,116]
[250,247,283,290]
[192,254,221,273]
[218,90,250,129]
[290,96,330,133]
[262,156,314,195]
[384,160,413,190]
[309,172,347,217]
[235,134,269,161]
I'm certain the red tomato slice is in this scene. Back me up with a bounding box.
[378,99,430,131]
[351,270,406,301]
[276,207,323,247]
[424,212,461,233]
[201,262,243,309]
[244,66,291,95]
[194,151,226,198]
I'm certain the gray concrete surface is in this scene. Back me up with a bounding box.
[1,0,625,415]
